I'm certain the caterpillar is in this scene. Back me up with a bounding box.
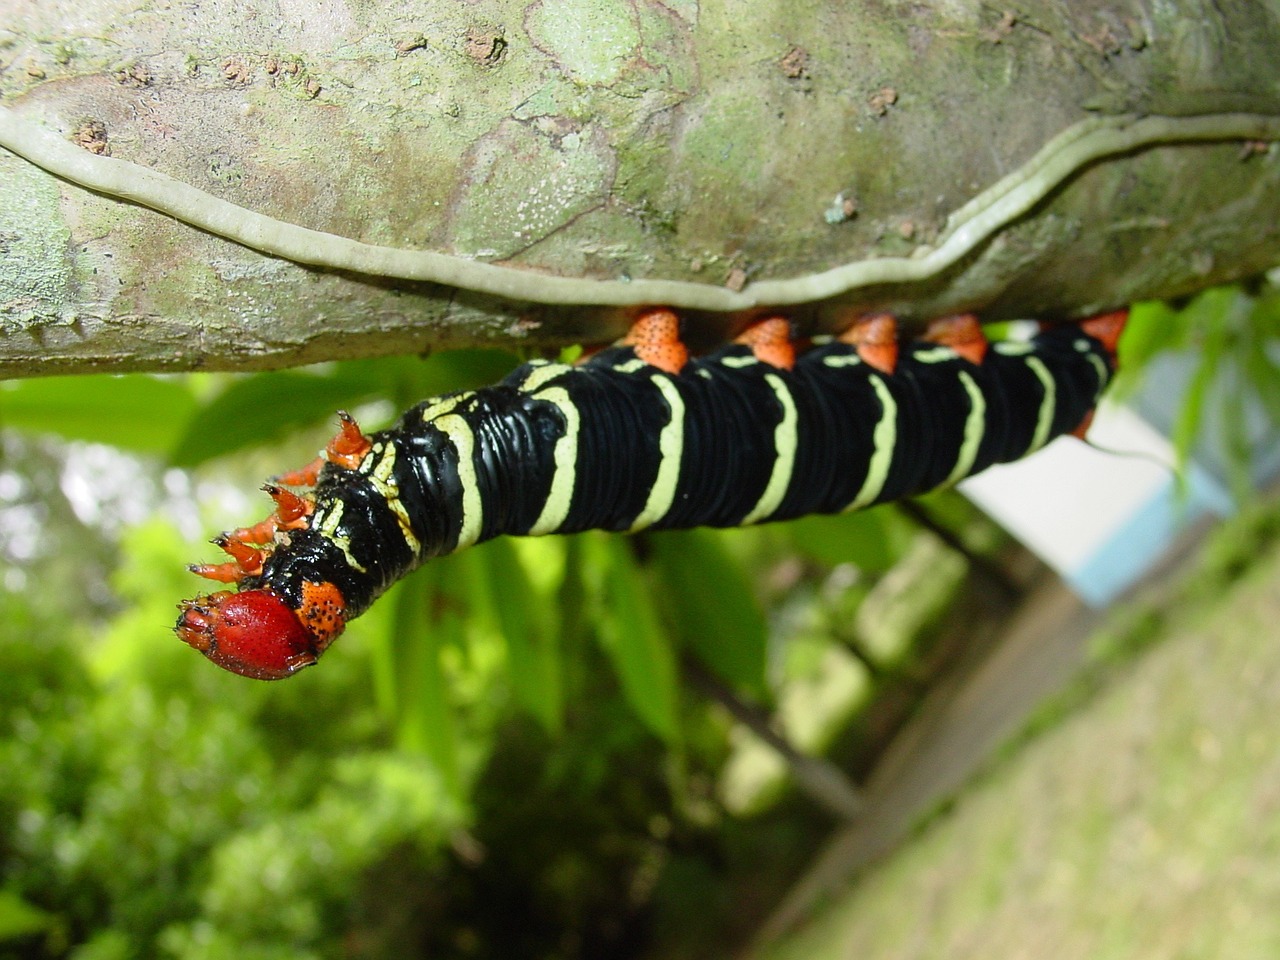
[176,308,1127,680]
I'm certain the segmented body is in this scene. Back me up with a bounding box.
[176,310,1125,680]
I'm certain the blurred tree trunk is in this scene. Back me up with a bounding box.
[2,0,1279,377]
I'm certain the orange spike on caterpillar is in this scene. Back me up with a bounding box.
[213,534,266,577]
[186,533,266,584]
[272,457,324,488]
[923,313,988,365]
[227,485,315,545]
[1079,309,1128,357]
[187,561,249,584]
[226,516,281,547]
[326,410,373,469]
[838,313,899,373]
[733,316,796,370]
[264,483,313,525]
[267,414,373,487]
[619,307,688,374]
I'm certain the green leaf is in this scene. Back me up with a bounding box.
[1184,285,1242,333]
[472,538,563,734]
[365,589,401,723]
[0,374,197,452]
[1219,378,1254,506]
[585,535,680,742]
[393,349,522,401]
[169,369,386,466]
[1114,300,1179,367]
[0,888,53,941]
[1171,342,1217,485]
[390,568,461,798]
[1242,336,1280,425]
[783,507,909,572]
[648,530,767,697]
[168,351,522,466]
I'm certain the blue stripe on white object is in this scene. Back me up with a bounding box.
[960,403,1231,607]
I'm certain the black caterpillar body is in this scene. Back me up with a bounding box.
[176,310,1125,679]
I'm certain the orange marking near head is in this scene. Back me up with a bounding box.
[1079,309,1128,359]
[839,313,899,374]
[620,307,689,374]
[734,316,796,369]
[326,411,373,469]
[924,314,988,365]
[296,580,348,651]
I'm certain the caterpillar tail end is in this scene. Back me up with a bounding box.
[175,588,323,680]
[1069,308,1130,440]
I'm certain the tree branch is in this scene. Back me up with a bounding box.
[3,0,1280,376]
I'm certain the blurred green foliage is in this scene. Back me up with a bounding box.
[4,280,1277,957]
[0,520,461,959]
[1114,282,1280,502]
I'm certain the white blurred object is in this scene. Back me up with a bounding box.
[960,403,1232,606]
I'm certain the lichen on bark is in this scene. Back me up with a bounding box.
[1,0,1279,376]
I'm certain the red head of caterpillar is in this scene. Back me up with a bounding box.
[176,581,347,680]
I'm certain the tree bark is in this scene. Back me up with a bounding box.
[2,0,1279,377]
